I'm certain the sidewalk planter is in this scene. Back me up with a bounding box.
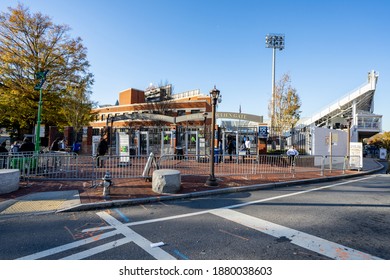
[0,169,20,194]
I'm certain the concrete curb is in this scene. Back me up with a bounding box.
[58,162,384,213]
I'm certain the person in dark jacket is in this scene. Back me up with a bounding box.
[19,137,35,152]
[96,137,108,167]
[72,141,81,154]
[50,138,60,152]
[0,142,8,168]
[0,142,8,153]
[227,139,234,161]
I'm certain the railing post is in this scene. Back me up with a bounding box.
[342,156,347,174]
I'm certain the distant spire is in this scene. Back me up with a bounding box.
[239,104,241,113]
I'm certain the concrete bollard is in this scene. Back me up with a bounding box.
[152,169,181,194]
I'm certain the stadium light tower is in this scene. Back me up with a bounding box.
[265,34,285,130]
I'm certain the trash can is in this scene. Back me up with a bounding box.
[176,146,184,159]
[129,148,136,155]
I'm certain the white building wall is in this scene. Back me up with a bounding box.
[312,127,348,156]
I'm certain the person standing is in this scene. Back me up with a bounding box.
[0,142,8,168]
[97,137,108,167]
[19,137,35,153]
[286,146,299,166]
[10,141,20,153]
[227,139,234,161]
[72,141,81,154]
[50,137,60,152]
[59,138,66,151]
[0,142,8,154]
[245,137,251,156]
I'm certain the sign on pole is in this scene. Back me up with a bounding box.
[379,148,387,160]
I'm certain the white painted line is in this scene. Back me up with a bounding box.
[82,209,212,232]
[211,208,383,260]
[19,176,374,260]
[61,237,130,260]
[222,176,372,211]
[83,176,372,232]
[97,211,176,260]
[17,231,120,260]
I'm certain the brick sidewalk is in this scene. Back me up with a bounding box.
[0,170,357,205]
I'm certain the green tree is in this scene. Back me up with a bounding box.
[367,131,390,151]
[0,4,94,138]
[60,83,98,142]
[269,73,301,136]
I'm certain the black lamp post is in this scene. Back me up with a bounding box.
[205,86,221,187]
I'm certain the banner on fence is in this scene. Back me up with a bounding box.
[92,136,101,156]
[117,132,130,164]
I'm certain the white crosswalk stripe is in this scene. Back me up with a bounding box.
[16,177,382,260]
[211,208,382,260]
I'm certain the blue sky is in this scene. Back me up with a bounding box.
[1,0,389,131]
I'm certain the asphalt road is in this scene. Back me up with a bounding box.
[0,174,389,260]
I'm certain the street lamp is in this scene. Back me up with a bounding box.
[265,34,284,131]
[34,70,49,152]
[205,86,221,187]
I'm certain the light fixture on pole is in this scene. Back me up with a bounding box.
[205,86,221,187]
[34,70,49,152]
[265,33,284,131]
